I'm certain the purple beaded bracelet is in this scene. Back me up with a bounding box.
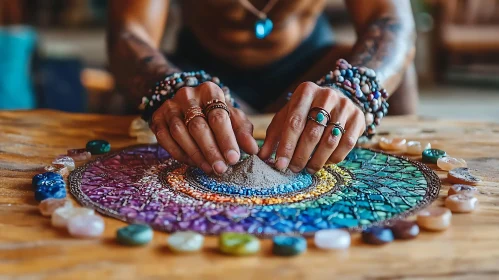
[317,59,389,138]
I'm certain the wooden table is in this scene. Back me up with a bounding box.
[1,110,499,280]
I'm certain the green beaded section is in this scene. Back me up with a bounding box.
[332,127,342,136]
[422,149,447,164]
[116,224,153,246]
[219,233,260,256]
[86,140,111,155]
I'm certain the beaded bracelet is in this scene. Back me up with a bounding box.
[140,70,237,122]
[316,59,389,138]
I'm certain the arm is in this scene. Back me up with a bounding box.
[346,0,416,94]
[107,0,179,107]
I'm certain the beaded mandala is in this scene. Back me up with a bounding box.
[69,144,440,237]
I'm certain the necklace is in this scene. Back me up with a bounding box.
[238,0,279,39]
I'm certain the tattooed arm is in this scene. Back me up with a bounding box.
[107,0,180,108]
[345,0,416,95]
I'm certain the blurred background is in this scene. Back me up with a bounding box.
[1,0,498,120]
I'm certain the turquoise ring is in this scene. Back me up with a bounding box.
[307,107,331,127]
[329,122,345,137]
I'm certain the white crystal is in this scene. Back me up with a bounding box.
[39,198,72,216]
[314,229,351,250]
[406,141,431,156]
[136,130,157,144]
[167,231,204,253]
[52,207,94,228]
[437,156,467,171]
[67,215,105,238]
[52,156,75,171]
[129,117,149,137]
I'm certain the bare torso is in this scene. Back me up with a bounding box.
[181,0,327,68]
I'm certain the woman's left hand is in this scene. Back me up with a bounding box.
[258,82,366,174]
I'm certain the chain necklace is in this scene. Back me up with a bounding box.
[238,0,279,39]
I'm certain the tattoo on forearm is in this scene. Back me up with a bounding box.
[109,31,180,104]
[350,17,403,69]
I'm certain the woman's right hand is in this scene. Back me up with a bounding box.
[150,82,259,174]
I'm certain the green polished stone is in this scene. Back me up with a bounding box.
[422,149,447,164]
[116,224,153,246]
[219,232,260,256]
[316,112,325,123]
[86,140,111,155]
[332,127,342,136]
[272,236,307,257]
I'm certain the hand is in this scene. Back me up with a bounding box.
[150,82,259,174]
[259,82,366,174]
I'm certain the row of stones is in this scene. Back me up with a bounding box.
[31,140,113,237]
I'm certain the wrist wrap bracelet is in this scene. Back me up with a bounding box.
[139,70,237,122]
[317,59,389,138]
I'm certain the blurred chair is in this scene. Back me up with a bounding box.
[431,0,499,82]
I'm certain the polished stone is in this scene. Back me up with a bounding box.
[390,220,420,240]
[68,148,91,161]
[448,168,481,185]
[129,117,149,137]
[219,233,260,256]
[44,164,69,176]
[39,198,72,216]
[314,229,351,250]
[53,156,75,171]
[35,184,66,202]
[422,149,447,164]
[437,157,467,171]
[445,194,478,213]
[406,141,431,156]
[116,224,154,246]
[417,207,452,231]
[52,207,95,228]
[136,131,157,144]
[361,227,394,245]
[272,236,307,257]
[32,172,63,189]
[379,137,407,151]
[448,185,478,196]
[86,140,111,155]
[68,214,105,238]
[167,231,204,253]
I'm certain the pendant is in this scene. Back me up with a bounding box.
[255,18,273,39]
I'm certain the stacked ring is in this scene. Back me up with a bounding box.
[329,122,345,136]
[307,107,331,127]
[184,106,206,126]
[204,99,230,117]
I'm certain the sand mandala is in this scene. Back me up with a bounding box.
[69,145,440,237]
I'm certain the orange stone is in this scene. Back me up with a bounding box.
[379,137,407,151]
[417,207,452,231]
[445,194,478,213]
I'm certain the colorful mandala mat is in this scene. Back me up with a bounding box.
[69,144,440,237]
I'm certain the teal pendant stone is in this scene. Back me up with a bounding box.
[272,236,307,257]
[316,112,325,123]
[86,140,111,155]
[116,224,153,246]
[422,149,447,164]
[255,18,273,39]
[332,127,341,136]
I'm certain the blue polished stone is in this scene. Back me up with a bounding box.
[272,236,307,256]
[32,172,63,189]
[255,18,273,39]
[362,226,394,245]
[34,184,66,202]
[346,69,353,78]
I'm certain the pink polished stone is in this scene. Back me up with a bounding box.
[68,148,92,161]
[379,137,407,151]
[44,164,69,176]
[39,198,72,216]
[53,156,75,171]
[67,215,105,238]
